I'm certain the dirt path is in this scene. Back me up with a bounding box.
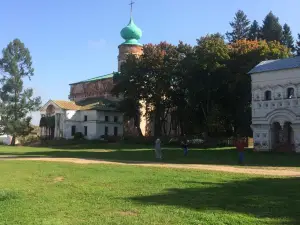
[1,156,300,177]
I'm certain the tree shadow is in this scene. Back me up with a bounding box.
[1,148,300,167]
[128,177,300,223]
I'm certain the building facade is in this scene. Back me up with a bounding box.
[40,100,123,140]
[250,56,300,152]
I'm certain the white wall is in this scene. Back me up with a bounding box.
[252,68,300,121]
[64,110,124,139]
[251,67,300,151]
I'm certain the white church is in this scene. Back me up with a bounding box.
[250,56,300,152]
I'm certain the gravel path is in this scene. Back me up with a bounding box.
[1,156,300,177]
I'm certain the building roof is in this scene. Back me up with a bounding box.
[248,56,300,74]
[69,72,120,85]
[45,99,118,111]
[52,100,81,110]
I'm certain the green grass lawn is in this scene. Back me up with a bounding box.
[1,143,300,167]
[0,160,299,225]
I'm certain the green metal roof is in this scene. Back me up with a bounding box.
[69,72,120,85]
[120,17,142,46]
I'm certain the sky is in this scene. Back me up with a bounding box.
[0,0,299,125]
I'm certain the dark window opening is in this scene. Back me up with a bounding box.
[84,115,87,121]
[287,88,295,99]
[114,127,118,136]
[105,126,108,135]
[105,116,109,122]
[71,126,76,136]
[265,90,272,100]
[84,126,87,136]
[114,116,118,122]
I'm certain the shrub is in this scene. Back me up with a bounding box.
[73,132,84,140]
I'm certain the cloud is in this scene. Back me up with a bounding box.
[88,39,107,49]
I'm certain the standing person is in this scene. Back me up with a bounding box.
[181,135,188,156]
[154,138,162,160]
[235,136,247,165]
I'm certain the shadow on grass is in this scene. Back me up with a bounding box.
[1,147,300,167]
[128,177,300,223]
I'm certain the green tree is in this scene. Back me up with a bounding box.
[261,11,282,42]
[0,39,41,145]
[226,10,250,43]
[248,20,261,41]
[193,34,230,134]
[141,42,180,136]
[296,33,300,56]
[281,23,294,51]
[112,55,144,136]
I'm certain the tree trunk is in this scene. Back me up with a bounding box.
[154,105,162,137]
[134,114,144,137]
[11,135,16,146]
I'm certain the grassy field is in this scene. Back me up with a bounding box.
[0,160,299,225]
[1,144,300,224]
[1,143,300,167]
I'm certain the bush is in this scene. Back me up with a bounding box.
[73,132,84,140]
[100,135,121,143]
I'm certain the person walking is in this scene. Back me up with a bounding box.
[235,136,247,165]
[181,135,188,156]
[154,138,162,160]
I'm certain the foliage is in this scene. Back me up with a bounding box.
[281,23,294,51]
[73,132,84,140]
[112,54,143,136]
[261,11,283,42]
[296,34,300,56]
[248,20,261,41]
[226,10,250,43]
[0,39,41,145]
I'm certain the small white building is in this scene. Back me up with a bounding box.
[250,56,300,152]
[39,100,124,140]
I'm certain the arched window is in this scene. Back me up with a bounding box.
[287,87,295,99]
[265,90,272,100]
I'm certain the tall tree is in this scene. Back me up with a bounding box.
[261,11,283,42]
[194,34,230,134]
[226,10,251,43]
[112,55,144,136]
[296,33,300,56]
[248,20,261,41]
[281,23,294,51]
[0,39,41,145]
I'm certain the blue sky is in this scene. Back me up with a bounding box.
[0,0,299,125]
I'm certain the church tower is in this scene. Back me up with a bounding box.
[118,2,143,71]
[118,2,150,136]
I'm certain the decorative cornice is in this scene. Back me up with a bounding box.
[252,82,300,91]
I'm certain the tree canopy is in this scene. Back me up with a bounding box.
[0,39,41,145]
[114,35,290,137]
[281,23,294,51]
[226,10,250,43]
[261,12,283,42]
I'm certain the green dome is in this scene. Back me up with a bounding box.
[120,17,142,46]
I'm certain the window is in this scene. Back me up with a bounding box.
[114,127,118,136]
[114,116,118,122]
[105,116,109,122]
[264,90,272,100]
[287,88,295,99]
[105,126,108,136]
[71,126,76,136]
[84,115,87,121]
[84,126,87,136]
